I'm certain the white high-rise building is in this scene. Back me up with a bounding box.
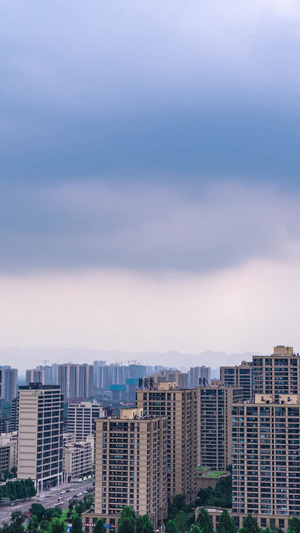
[17,383,64,490]
[67,401,105,441]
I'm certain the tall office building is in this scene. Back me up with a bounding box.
[136,381,198,503]
[252,346,300,398]
[56,364,93,400]
[0,367,18,401]
[231,393,300,530]
[67,401,105,441]
[17,383,64,490]
[197,383,243,471]
[26,369,45,386]
[220,361,253,401]
[188,366,211,388]
[83,408,167,530]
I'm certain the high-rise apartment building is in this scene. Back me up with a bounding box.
[17,383,64,490]
[56,364,93,400]
[188,366,211,388]
[83,408,167,530]
[252,346,300,399]
[67,401,105,441]
[197,383,243,471]
[136,381,198,503]
[26,369,45,386]
[36,365,56,385]
[0,367,18,401]
[231,393,300,530]
[220,361,253,401]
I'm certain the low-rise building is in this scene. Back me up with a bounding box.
[0,431,18,480]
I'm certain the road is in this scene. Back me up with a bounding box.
[0,479,94,524]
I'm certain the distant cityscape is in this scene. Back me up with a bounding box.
[1,346,300,532]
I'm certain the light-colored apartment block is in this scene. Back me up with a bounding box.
[64,440,93,481]
[25,369,45,386]
[83,408,167,530]
[67,401,104,441]
[220,361,253,401]
[230,393,300,530]
[136,381,198,503]
[197,383,243,471]
[17,384,64,490]
[252,346,300,398]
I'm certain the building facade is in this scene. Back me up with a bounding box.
[17,384,64,490]
[83,408,167,530]
[220,361,253,401]
[56,364,94,400]
[0,367,18,402]
[188,366,211,388]
[136,381,198,503]
[26,369,45,386]
[252,346,300,399]
[64,441,93,481]
[67,401,105,441]
[197,383,243,471]
[0,431,18,480]
[231,393,300,530]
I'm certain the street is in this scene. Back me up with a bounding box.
[0,479,94,525]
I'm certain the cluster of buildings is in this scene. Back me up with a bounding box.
[3,347,300,532]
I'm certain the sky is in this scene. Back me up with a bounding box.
[1,0,300,368]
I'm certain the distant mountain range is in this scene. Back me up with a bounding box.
[0,347,261,374]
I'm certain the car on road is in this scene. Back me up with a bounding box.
[10,502,15,506]
[77,492,82,496]
[60,490,66,494]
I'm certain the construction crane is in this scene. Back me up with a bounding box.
[34,359,50,367]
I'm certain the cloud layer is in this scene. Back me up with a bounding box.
[1,0,300,182]
[0,181,299,273]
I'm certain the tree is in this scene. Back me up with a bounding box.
[242,514,259,533]
[174,495,186,512]
[289,518,300,533]
[196,508,213,533]
[83,494,93,510]
[165,520,179,533]
[28,516,39,533]
[175,511,189,533]
[142,521,153,533]
[44,509,62,522]
[189,526,202,533]
[71,515,83,533]
[120,507,136,522]
[29,504,45,523]
[217,509,235,533]
[49,518,65,533]
[9,511,25,533]
[118,518,135,533]
[93,520,105,533]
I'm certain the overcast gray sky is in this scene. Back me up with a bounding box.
[1,0,300,366]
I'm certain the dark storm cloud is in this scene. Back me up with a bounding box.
[0,181,299,273]
[0,1,300,185]
[1,1,300,273]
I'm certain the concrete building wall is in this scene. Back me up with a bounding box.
[197,384,243,471]
[136,382,198,503]
[17,384,63,490]
[87,409,167,530]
